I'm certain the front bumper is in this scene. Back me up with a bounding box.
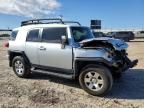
[112,50,138,72]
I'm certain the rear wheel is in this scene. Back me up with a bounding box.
[79,65,113,96]
[12,56,31,78]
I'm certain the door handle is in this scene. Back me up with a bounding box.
[39,46,46,50]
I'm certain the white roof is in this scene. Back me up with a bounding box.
[13,23,82,31]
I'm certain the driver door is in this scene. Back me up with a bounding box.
[38,27,73,72]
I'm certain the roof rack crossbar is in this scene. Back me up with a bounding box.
[63,21,81,26]
[21,18,64,26]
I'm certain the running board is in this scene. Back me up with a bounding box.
[31,69,74,79]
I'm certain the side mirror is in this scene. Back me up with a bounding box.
[61,35,67,49]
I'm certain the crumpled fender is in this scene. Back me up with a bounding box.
[79,37,128,51]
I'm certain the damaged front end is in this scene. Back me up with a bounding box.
[79,37,138,72]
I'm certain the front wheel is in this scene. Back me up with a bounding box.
[79,65,113,96]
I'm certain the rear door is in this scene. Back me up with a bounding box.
[38,27,73,72]
[25,29,40,65]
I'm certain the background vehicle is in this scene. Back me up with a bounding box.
[93,31,107,38]
[135,31,144,38]
[107,31,135,42]
[7,18,138,96]
[0,34,10,37]
[0,29,12,37]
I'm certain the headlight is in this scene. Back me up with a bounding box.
[116,43,125,47]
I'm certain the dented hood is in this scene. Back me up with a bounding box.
[79,37,128,50]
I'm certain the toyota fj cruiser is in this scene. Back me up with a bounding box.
[7,19,138,96]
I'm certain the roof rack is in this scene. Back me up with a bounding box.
[21,18,81,26]
[21,18,64,26]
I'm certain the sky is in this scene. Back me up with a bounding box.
[0,0,144,29]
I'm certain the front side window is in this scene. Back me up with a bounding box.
[42,28,67,43]
[10,30,18,41]
[71,27,94,42]
[26,29,39,42]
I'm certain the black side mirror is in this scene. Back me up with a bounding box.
[61,35,67,49]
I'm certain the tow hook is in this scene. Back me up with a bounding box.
[124,56,138,69]
[129,59,138,68]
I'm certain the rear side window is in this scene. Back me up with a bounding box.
[42,28,67,43]
[26,29,39,42]
[10,30,18,41]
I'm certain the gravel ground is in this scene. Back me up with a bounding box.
[0,37,144,108]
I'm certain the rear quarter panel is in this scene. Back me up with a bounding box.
[9,28,28,52]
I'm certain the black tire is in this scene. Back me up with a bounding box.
[12,56,31,78]
[79,64,113,96]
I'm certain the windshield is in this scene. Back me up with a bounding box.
[71,27,94,42]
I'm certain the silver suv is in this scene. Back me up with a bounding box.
[8,19,138,96]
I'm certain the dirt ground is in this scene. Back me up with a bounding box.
[0,37,144,108]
